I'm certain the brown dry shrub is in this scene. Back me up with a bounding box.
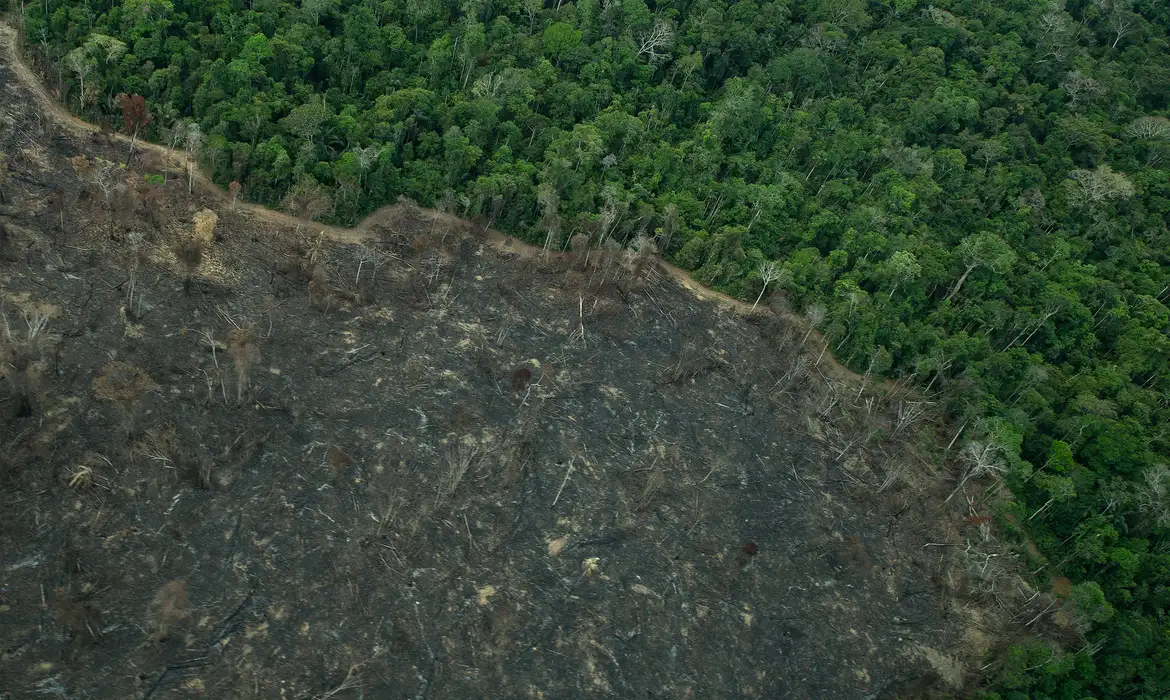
[92,361,158,437]
[588,296,624,320]
[140,184,166,231]
[390,197,429,232]
[172,236,204,293]
[173,213,214,292]
[146,579,189,642]
[327,446,354,474]
[110,183,138,227]
[69,154,91,181]
[510,366,532,392]
[625,237,657,286]
[569,234,590,269]
[192,208,218,244]
[282,180,333,220]
[51,588,103,641]
[309,264,332,311]
[226,328,260,402]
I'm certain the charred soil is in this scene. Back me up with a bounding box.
[1,33,996,700]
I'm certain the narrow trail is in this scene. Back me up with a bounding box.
[0,20,886,390]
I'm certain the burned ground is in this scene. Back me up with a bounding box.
[1,34,993,700]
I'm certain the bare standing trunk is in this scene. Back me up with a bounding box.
[16,0,26,54]
[945,264,976,302]
[127,124,140,162]
[752,261,782,312]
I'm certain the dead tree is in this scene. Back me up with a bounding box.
[1,311,59,417]
[89,158,122,236]
[119,93,151,162]
[0,154,8,204]
[636,19,675,62]
[185,122,203,194]
[228,180,242,210]
[536,184,561,259]
[658,203,680,255]
[110,183,138,238]
[752,261,784,312]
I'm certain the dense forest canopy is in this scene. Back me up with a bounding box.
[15,0,1170,695]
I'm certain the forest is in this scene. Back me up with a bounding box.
[10,0,1170,696]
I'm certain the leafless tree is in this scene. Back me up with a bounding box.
[484,194,505,233]
[893,400,934,436]
[658,203,680,254]
[0,310,58,417]
[353,144,383,189]
[354,244,382,285]
[471,71,506,100]
[173,237,204,295]
[597,191,622,247]
[313,665,362,700]
[184,122,203,194]
[1060,70,1103,106]
[228,181,242,210]
[86,158,126,236]
[771,354,810,398]
[925,6,960,28]
[537,183,561,258]
[65,49,93,108]
[437,441,481,504]
[284,180,333,221]
[636,19,675,62]
[90,157,121,211]
[946,439,1008,503]
[1138,463,1170,529]
[1125,116,1170,141]
[798,303,826,349]
[308,264,332,311]
[802,24,847,55]
[123,231,148,320]
[1100,0,1137,48]
[751,261,784,311]
[1066,165,1135,209]
[1036,1,1076,64]
[855,347,891,400]
[146,579,188,643]
[0,153,9,205]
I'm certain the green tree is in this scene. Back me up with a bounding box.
[883,251,921,298]
[282,99,330,144]
[543,22,582,65]
[945,233,1017,302]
